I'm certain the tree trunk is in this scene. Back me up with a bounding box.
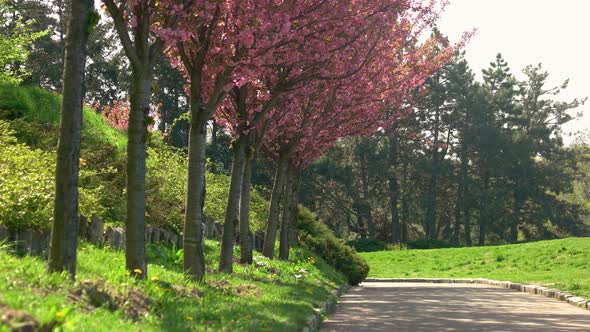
[219,136,247,273]
[263,151,289,259]
[239,155,254,264]
[360,157,375,239]
[388,133,400,244]
[478,173,490,246]
[125,65,152,278]
[289,168,300,237]
[279,164,295,260]
[453,138,468,245]
[400,161,409,244]
[425,107,441,239]
[183,104,208,280]
[49,0,93,279]
[511,191,522,244]
[464,205,472,246]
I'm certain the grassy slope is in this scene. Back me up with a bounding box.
[361,238,590,298]
[0,85,347,330]
[0,241,345,331]
[0,85,127,151]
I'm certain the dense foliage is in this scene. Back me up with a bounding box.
[296,208,370,285]
[0,86,270,233]
[302,54,587,246]
[0,120,104,230]
[346,239,387,253]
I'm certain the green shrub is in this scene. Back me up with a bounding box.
[407,238,455,249]
[0,85,270,235]
[347,239,387,253]
[0,120,105,230]
[146,142,269,233]
[296,207,369,285]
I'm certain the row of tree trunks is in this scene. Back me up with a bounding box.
[219,136,247,273]
[239,156,254,264]
[262,151,290,258]
[49,0,93,279]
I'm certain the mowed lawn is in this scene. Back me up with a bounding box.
[361,238,590,298]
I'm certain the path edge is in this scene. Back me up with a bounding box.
[301,283,350,332]
[365,277,590,312]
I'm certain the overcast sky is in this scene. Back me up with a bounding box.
[436,0,590,144]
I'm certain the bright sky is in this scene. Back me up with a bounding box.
[437,0,590,144]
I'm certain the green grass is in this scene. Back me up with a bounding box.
[0,84,127,151]
[0,240,346,331]
[361,238,590,298]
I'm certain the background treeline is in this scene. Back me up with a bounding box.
[302,54,589,249]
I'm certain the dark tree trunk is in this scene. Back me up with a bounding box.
[453,137,469,245]
[289,168,300,234]
[400,161,409,244]
[464,204,472,246]
[239,155,254,264]
[388,133,400,243]
[478,173,490,246]
[49,0,93,279]
[360,157,375,239]
[279,164,295,260]
[219,136,247,273]
[511,191,522,244]
[263,151,289,259]
[425,107,441,239]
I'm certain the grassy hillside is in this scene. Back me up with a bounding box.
[0,85,269,232]
[0,85,370,330]
[361,238,590,298]
[0,240,346,331]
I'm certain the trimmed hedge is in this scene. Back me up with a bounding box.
[347,239,387,253]
[407,238,455,249]
[296,208,369,285]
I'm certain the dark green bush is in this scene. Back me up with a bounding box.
[347,239,386,253]
[407,238,455,249]
[0,120,105,230]
[296,208,369,285]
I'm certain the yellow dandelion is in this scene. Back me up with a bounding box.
[133,268,143,274]
[151,276,159,282]
[55,312,65,319]
[185,316,193,321]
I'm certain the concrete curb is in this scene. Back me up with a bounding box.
[364,278,590,312]
[302,284,350,332]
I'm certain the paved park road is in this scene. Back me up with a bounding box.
[321,282,590,332]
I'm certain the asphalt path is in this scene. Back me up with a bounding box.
[321,282,590,331]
